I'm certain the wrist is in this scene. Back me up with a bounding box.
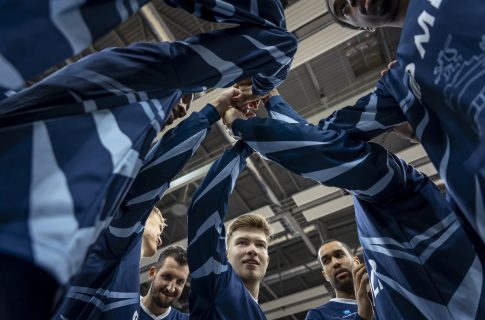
[357,307,373,320]
[211,100,229,117]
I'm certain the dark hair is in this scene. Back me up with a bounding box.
[155,245,188,269]
[325,0,361,30]
[319,239,354,256]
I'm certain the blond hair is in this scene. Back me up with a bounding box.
[150,207,167,230]
[227,213,271,245]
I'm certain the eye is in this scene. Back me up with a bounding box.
[238,240,248,246]
[322,258,330,265]
[256,243,266,249]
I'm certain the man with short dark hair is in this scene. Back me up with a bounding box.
[141,246,189,320]
[306,240,373,320]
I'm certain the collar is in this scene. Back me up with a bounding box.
[330,298,358,305]
[140,296,172,320]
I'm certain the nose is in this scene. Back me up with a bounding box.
[246,244,258,257]
[167,281,177,293]
[331,257,342,269]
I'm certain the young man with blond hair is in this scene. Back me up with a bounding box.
[142,207,167,258]
[226,213,271,300]
[187,140,270,320]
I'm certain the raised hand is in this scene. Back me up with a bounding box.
[353,262,374,320]
[231,84,267,108]
[211,88,242,116]
[223,108,248,129]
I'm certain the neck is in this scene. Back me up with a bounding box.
[142,295,169,316]
[335,289,355,300]
[141,239,148,257]
[141,240,153,258]
[244,280,260,301]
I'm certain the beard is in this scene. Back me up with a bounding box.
[150,282,173,309]
[330,271,354,292]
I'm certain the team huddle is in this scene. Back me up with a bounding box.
[0,0,484,319]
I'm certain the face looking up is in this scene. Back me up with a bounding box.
[319,241,357,292]
[227,227,270,285]
[327,0,406,29]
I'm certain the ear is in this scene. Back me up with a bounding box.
[322,269,330,282]
[353,256,360,264]
[148,266,157,280]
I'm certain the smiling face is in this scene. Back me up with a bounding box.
[227,227,270,285]
[319,241,356,293]
[327,0,407,29]
[147,257,189,309]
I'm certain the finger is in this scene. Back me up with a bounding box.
[352,263,365,275]
[166,113,174,125]
[248,101,260,110]
[245,109,256,117]
[359,274,369,293]
[353,265,366,281]
[232,94,245,102]
[356,265,367,278]
[233,100,249,108]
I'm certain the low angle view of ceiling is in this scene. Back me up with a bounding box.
[34,1,442,319]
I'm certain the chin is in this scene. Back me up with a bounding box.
[145,246,157,258]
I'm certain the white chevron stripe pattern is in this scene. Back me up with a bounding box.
[191,257,228,279]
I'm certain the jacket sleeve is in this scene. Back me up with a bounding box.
[318,81,407,141]
[187,141,253,303]
[103,104,220,258]
[1,0,295,96]
[1,24,297,121]
[264,95,310,125]
[232,116,412,202]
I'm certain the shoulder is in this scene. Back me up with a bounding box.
[170,307,189,319]
[305,304,330,320]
